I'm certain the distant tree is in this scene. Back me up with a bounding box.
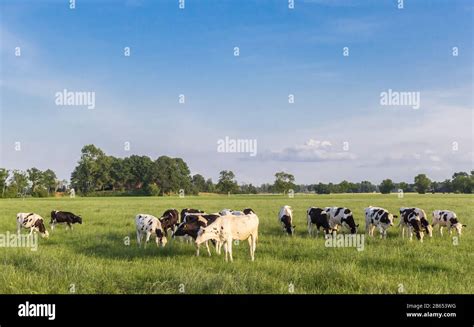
[359,180,376,193]
[154,156,193,195]
[205,178,215,193]
[0,168,9,197]
[9,170,29,196]
[273,171,296,194]
[414,174,431,194]
[27,167,43,193]
[451,172,473,194]
[216,170,238,194]
[239,183,258,194]
[314,183,330,194]
[192,174,207,193]
[379,179,394,194]
[397,182,409,192]
[41,169,58,195]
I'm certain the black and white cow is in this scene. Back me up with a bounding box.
[50,210,82,231]
[364,206,397,239]
[324,207,358,234]
[135,214,167,248]
[399,208,432,238]
[16,213,49,238]
[278,205,295,235]
[173,214,220,256]
[307,207,331,236]
[432,210,466,236]
[399,208,425,242]
[159,209,179,235]
[180,208,205,222]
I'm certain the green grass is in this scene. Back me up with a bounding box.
[0,193,472,294]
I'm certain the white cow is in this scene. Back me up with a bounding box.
[16,213,49,238]
[195,213,259,262]
[278,205,295,235]
[432,210,466,236]
[135,214,167,248]
[365,206,397,239]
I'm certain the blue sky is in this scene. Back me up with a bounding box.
[1,0,472,185]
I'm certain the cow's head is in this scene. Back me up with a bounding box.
[452,221,466,236]
[420,218,432,237]
[280,215,295,235]
[73,215,83,224]
[342,209,358,234]
[408,214,424,241]
[34,220,49,238]
[155,228,167,247]
[195,224,220,245]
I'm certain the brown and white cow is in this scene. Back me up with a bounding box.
[17,213,49,238]
[159,209,180,236]
[432,210,466,236]
[173,213,220,256]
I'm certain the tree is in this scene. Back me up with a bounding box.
[0,168,9,197]
[216,170,238,194]
[9,170,29,196]
[273,171,295,194]
[359,181,376,193]
[27,168,43,193]
[205,178,215,193]
[154,156,193,195]
[414,174,431,194]
[397,182,409,192]
[41,169,58,195]
[379,179,394,194]
[71,144,107,194]
[192,174,206,193]
[451,172,473,194]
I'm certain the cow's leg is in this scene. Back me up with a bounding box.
[51,223,55,231]
[195,243,200,256]
[144,232,152,249]
[227,239,233,262]
[17,221,21,234]
[223,242,228,262]
[409,228,413,241]
[448,226,453,236]
[205,241,211,257]
[439,226,444,236]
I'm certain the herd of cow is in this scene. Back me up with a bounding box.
[15,205,466,262]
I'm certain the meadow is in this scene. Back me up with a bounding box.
[0,193,472,294]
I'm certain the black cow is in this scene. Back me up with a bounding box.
[307,207,331,236]
[50,211,82,231]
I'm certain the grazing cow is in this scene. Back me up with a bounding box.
[135,214,167,248]
[432,210,466,236]
[279,205,295,235]
[50,211,82,231]
[399,208,432,238]
[307,207,331,236]
[16,213,49,238]
[195,212,259,262]
[180,208,205,222]
[399,208,425,241]
[364,206,397,239]
[159,209,180,235]
[173,214,220,256]
[324,207,358,234]
[243,208,255,215]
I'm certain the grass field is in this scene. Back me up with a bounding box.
[0,194,472,294]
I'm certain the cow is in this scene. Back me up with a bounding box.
[399,208,432,238]
[180,208,205,222]
[307,207,331,236]
[135,214,167,248]
[195,212,259,262]
[16,213,49,238]
[159,209,180,235]
[279,205,295,235]
[50,210,82,231]
[173,214,220,256]
[399,208,425,241]
[432,210,466,236]
[364,206,397,239]
[219,209,233,216]
[324,207,358,234]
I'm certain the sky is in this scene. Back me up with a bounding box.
[0,0,473,185]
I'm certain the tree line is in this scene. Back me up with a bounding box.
[0,144,472,197]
